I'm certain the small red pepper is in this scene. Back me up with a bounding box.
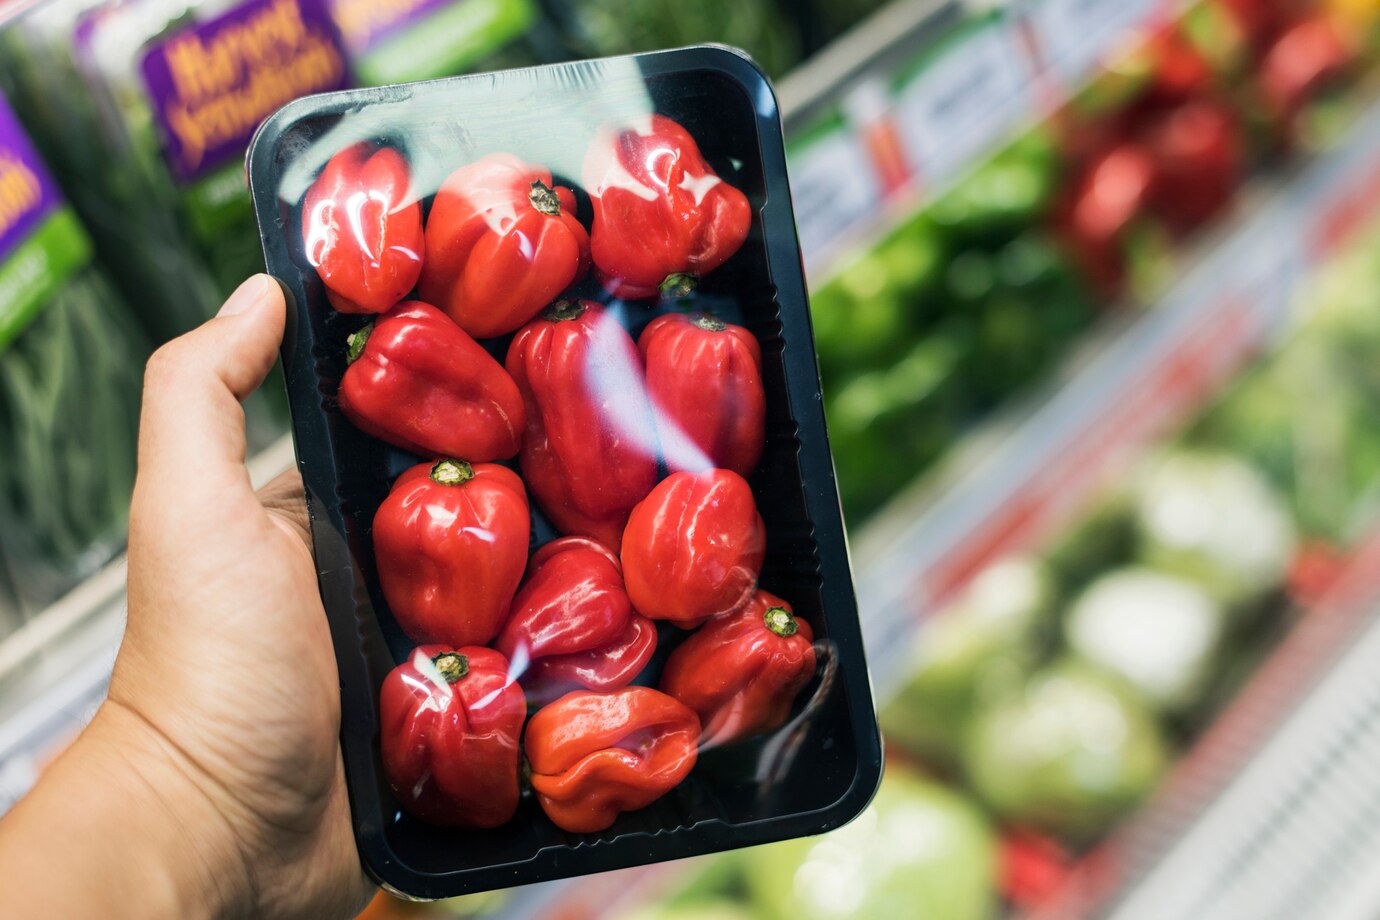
[380,646,526,827]
[373,458,530,647]
[506,299,659,551]
[338,301,526,461]
[525,687,700,833]
[302,142,423,314]
[419,152,590,339]
[620,468,765,629]
[639,312,765,477]
[660,590,816,745]
[583,115,752,299]
[495,537,657,705]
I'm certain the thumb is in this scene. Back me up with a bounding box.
[133,275,286,519]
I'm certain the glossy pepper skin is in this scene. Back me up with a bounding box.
[621,469,766,629]
[526,687,700,833]
[303,142,423,314]
[583,115,752,299]
[496,537,657,705]
[639,312,765,477]
[338,301,525,461]
[660,590,816,745]
[419,153,590,339]
[506,300,659,551]
[380,646,526,827]
[373,459,529,647]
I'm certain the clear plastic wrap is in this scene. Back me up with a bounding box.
[248,46,880,897]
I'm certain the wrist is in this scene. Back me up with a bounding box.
[70,702,254,919]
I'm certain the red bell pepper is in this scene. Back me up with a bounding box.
[419,152,590,339]
[338,301,526,461]
[302,142,423,314]
[380,646,526,827]
[583,115,752,299]
[1259,15,1355,122]
[505,300,659,551]
[495,537,657,705]
[621,468,765,629]
[660,590,816,745]
[525,687,700,833]
[639,312,765,477]
[373,458,530,647]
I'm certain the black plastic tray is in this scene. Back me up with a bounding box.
[247,44,881,900]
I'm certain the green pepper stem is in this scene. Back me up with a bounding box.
[529,180,563,216]
[764,606,799,638]
[660,273,698,299]
[543,299,586,322]
[691,314,727,332]
[430,458,475,486]
[345,323,373,365]
[432,652,469,683]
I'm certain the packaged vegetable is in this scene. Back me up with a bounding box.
[248,47,879,897]
[0,90,146,613]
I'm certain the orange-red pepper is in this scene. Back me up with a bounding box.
[660,590,816,746]
[495,537,657,705]
[419,152,590,339]
[302,142,423,314]
[525,687,700,833]
[506,300,659,551]
[620,468,765,629]
[380,646,526,827]
[583,115,751,299]
[338,301,525,461]
[373,459,529,647]
[639,312,765,477]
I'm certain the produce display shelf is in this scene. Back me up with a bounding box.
[1027,523,1380,920]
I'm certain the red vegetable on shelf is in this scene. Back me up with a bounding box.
[1145,99,1243,234]
[525,687,700,833]
[506,300,659,551]
[584,114,752,299]
[337,301,525,461]
[660,589,816,746]
[639,312,765,477]
[1259,14,1355,123]
[495,537,657,705]
[380,646,526,827]
[419,153,590,338]
[621,468,765,629]
[302,142,424,314]
[373,459,529,647]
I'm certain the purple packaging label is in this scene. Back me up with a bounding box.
[139,0,352,183]
[330,0,456,53]
[0,97,63,264]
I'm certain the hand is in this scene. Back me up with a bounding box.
[0,276,373,919]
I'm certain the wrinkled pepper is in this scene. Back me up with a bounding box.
[419,152,590,338]
[338,301,526,461]
[506,300,659,550]
[583,115,752,299]
[380,646,527,827]
[621,468,765,629]
[526,687,700,833]
[639,312,765,477]
[302,142,423,314]
[660,590,816,745]
[496,537,657,705]
[373,459,529,647]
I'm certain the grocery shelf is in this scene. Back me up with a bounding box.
[853,91,1380,698]
[0,434,295,811]
[1027,526,1380,919]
